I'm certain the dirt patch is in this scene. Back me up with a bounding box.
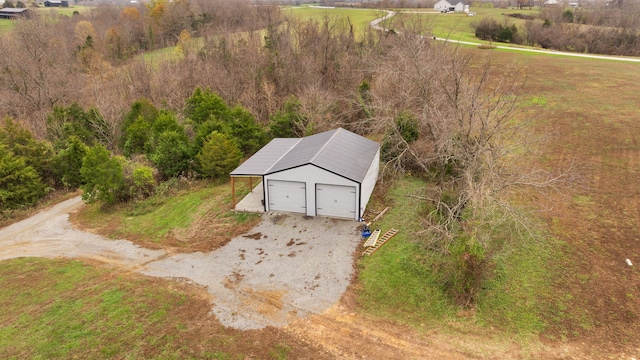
[223,271,244,289]
[272,214,288,224]
[243,232,263,240]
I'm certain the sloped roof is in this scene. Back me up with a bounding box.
[0,8,28,13]
[230,128,379,183]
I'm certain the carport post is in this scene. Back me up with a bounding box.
[231,177,236,209]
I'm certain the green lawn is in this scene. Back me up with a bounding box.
[0,258,212,358]
[358,177,558,341]
[0,19,14,34]
[34,5,94,17]
[384,7,538,44]
[0,257,306,359]
[283,6,385,40]
[75,179,260,252]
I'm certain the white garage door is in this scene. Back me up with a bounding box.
[316,184,357,219]
[268,180,306,214]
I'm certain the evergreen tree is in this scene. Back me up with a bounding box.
[0,118,55,186]
[185,88,268,156]
[196,131,242,179]
[0,145,46,210]
[53,136,89,188]
[150,130,191,178]
[80,145,125,205]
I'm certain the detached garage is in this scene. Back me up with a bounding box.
[230,128,380,221]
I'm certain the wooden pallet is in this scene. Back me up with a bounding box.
[362,228,398,256]
[362,229,381,248]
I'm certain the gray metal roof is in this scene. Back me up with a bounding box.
[0,8,28,13]
[230,128,379,183]
[230,138,300,176]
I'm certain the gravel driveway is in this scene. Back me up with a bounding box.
[0,197,361,330]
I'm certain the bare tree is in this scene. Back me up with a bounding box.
[0,17,82,136]
[368,32,571,305]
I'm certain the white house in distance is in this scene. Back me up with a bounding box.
[230,128,380,221]
[434,0,470,13]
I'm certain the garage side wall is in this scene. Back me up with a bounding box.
[264,165,359,219]
[359,149,380,220]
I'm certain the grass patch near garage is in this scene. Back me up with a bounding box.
[0,257,328,359]
[73,179,261,253]
[357,176,561,339]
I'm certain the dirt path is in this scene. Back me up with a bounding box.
[0,197,167,269]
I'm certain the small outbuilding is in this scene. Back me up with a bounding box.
[0,8,29,19]
[230,128,380,221]
[44,0,69,7]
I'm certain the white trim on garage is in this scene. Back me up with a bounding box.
[267,180,306,214]
[316,184,357,219]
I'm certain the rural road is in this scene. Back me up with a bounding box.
[0,197,361,331]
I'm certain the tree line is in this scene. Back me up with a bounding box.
[0,88,268,209]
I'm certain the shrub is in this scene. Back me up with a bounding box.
[380,111,420,168]
[474,18,519,43]
[0,145,46,211]
[562,9,574,23]
[443,234,488,307]
[196,131,242,179]
[149,130,192,178]
[80,145,125,205]
[52,136,89,189]
[396,111,419,143]
[120,98,159,155]
[123,160,156,201]
[0,118,56,186]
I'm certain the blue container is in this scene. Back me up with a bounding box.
[361,225,371,239]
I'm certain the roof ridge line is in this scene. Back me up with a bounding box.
[309,128,342,164]
[265,137,303,173]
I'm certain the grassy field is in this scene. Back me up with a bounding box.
[384,7,538,44]
[34,5,94,17]
[0,19,13,34]
[358,177,557,340]
[0,257,319,359]
[283,6,385,40]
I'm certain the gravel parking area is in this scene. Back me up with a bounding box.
[0,198,362,330]
[141,212,361,330]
